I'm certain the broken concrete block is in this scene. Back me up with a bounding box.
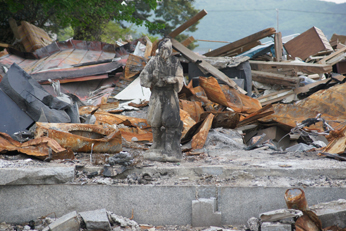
[42,211,80,231]
[192,197,222,227]
[247,217,260,231]
[107,212,139,230]
[260,209,303,222]
[0,167,75,185]
[261,222,292,231]
[79,208,111,230]
[310,199,346,228]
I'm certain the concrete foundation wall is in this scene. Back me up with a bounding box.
[1,185,346,226]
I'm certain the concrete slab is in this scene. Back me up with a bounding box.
[192,197,221,227]
[79,208,111,230]
[1,185,346,226]
[42,211,79,231]
[0,167,74,185]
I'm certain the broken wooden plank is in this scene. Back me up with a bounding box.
[258,89,295,106]
[144,36,152,59]
[0,43,10,48]
[223,40,261,57]
[317,46,346,64]
[323,125,346,154]
[249,60,333,75]
[284,26,333,60]
[204,28,276,57]
[274,32,283,62]
[169,9,208,38]
[171,38,247,94]
[181,36,195,47]
[191,113,214,149]
[237,104,274,127]
[252,70,303,87]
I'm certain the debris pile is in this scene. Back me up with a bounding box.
[246,188,346,231]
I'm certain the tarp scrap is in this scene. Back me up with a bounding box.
[35,122,122,153]
[0,132,73,160]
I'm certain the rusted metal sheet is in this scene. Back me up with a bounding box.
[0,132,73,160]
[124,54,147,79]
[78,108,151,130]
[295,214,320,231]
[261,83,346,131]
[199,76,235,110]
[179,99,204,122]
[97,101,120,112]
[120,131,152,142]
[180,109,197,139]
[200,111,240,129]
[191,113,214,149]
[220,85,262,114]
[35,122,122,153]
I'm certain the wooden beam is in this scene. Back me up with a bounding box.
[222,40,261,57]
[0,43,10,48]
[204,28,276,57]
[317,46,346,64]
[252,70,303,87]
[169,9,207,38]
[181,36,195,47]
[274,32,283,62]
[250,60,332,75]
[9,18,25,52]
[171,38,247,94]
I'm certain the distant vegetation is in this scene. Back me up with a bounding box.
[189,0,346,52]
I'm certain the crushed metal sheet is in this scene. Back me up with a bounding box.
[200,111,240,129]
[191,113,214,150]
[260,83,346,131]
[35,122,122,153]
[124,54,147,79]
[179,99,204,122]
[0,132,73,160]
[180,109,197,139]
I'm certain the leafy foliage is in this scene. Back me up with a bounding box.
[0,0,160,43]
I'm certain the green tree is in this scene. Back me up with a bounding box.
[0,0,160,43]
[131,0,200,49]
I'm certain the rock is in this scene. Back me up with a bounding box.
[0,167,74,185]
[79,208,111,231]
[261,222,292,231]
[260,209,303,222]
[310,199,346,228]
[247,217,260,231]
[107,212,140,230]
[42,211,80,231]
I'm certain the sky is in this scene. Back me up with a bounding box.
[320,0,346,3]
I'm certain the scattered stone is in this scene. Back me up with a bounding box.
[0,167,75,185]
[247,217,260,231]
[260,209,303,222]
[42,211,80,231]
[108,151,133,166]
[79,208,111,231]
[192,197,222,227]
[261,222,292,231]
[87,171,98,179]
[107,212,140,231]
[311,199,346,228]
